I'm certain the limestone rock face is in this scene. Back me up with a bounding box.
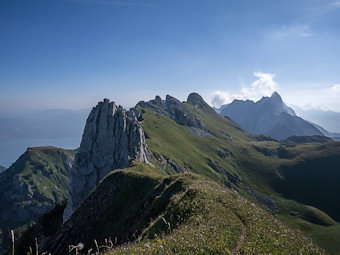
[63,99,150,221]
[187,93,210,109]
[137,95,207,131]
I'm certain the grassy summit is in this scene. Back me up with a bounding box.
[0,146,75,252]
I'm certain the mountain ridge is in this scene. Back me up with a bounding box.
[293,106,340,133]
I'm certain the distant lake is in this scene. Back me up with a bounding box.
[0,108,88,167]
[0,137,81,167]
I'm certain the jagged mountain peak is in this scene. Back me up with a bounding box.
[219,92,322,140]
[63,98,151,221]
[187,92,209,108]
[165,94,182,105]
[259,91,283,106]
[137,93,208,132]
[270,91,282,99]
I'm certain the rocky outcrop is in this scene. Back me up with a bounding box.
[187,92,211,109]
[207,159,242,188]
[246,187,279,214]
[157,155,188,173]
[137,94,207,132]
[63,99,151,221]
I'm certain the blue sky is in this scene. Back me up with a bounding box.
[1,0,340,114]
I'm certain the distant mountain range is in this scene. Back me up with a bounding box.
[293,106,340,133]
[216,92,339,140]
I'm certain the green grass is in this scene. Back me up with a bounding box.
[280,215,340,254]
[98,163,325,255]
[2,146,75,206]
[23,162,324,254]
[137,101,340,254]
[0,146,75,252]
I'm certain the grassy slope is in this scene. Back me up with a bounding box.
[99,163,324,255]
[25,162,323,254]
[139,102,340,254]
[8,146,74,204]
[0,146,75,251]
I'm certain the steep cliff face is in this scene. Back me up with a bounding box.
[63,99,151,221]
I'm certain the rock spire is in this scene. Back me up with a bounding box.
[63,99,150,221]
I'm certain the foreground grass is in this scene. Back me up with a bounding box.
[18,163,325,254]
[103,167,324,254]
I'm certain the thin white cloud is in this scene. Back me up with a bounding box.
[211,75,340,112]
[211,91,232,108]
[307,1,340,17]
[271,24,313,40]
[240,72,278,101]
[283,83,340,112]
[324,1,340,12]
[293,102,334,111]
[211,72,279,108]
[329,84,340,94]
[301,32,312,37]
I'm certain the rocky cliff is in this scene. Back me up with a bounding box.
[137,94,207,131]
[63,99,151,221]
